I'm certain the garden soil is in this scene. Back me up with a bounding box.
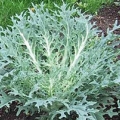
[0,3,120,120]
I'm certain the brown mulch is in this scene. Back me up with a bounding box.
[92,4,120,35]
[0,3,120,120]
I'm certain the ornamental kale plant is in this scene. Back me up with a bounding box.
[0,3,120,120]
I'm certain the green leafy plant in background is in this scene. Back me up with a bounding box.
[0,0,35,27]
[0,0,114,28]
[0,2,120,120]
[77,0,114,14]
[0,0,77,28]
[38,0,77,9]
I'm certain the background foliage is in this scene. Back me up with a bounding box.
[0,0,115,28]
[0,0,76,27]
[77,0,114,14]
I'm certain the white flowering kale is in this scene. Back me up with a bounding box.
[0,3,120,120]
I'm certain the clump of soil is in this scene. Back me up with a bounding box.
[0,3,120,120]
[92,4,120,35]
[0,101,40,120]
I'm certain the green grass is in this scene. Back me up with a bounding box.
[0,0,76,28]
[0,0,35,27]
